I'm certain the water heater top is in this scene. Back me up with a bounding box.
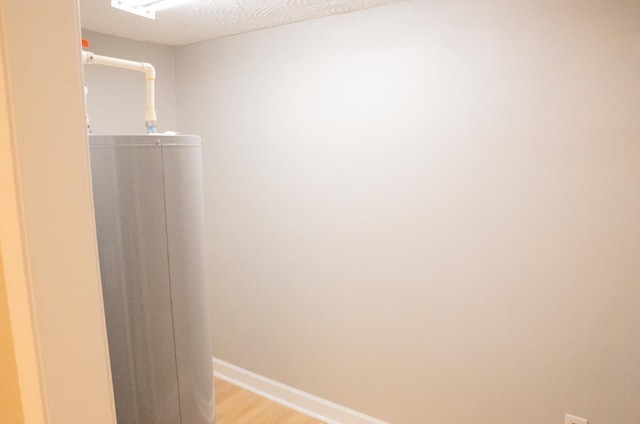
[89,134,201,146]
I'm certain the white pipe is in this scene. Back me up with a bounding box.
[82,50,157,134]
[84,86,91,132]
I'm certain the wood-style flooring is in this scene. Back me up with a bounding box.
[214,378,325,424]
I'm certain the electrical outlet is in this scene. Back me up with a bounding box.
[565,414,588,424]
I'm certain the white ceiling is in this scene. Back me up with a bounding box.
[80,0,405,46]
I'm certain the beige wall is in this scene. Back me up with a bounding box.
[0,3,43,421]
[175,1,640,423]
[81,30,177,134]
[0,8,23,422]
[0,252,24,424]
[1,0,116,423]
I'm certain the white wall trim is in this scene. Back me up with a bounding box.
[213,357,389,424]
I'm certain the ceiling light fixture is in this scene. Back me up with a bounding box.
[111,0,192,20]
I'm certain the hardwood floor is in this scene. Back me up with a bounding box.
[214,378,325,424]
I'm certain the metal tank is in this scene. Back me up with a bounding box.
[89,134,214,424]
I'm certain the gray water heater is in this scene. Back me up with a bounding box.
[89,135,214,424]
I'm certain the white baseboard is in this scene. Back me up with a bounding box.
[212,357,389,424]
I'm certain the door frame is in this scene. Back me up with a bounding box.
[0,1,117,423]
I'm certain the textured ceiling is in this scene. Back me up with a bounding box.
[80,0,405,46]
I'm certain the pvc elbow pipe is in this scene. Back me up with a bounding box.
[140,62,157,132]
[82,51,158,133]
[144,73,157,133]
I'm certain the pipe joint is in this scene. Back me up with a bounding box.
[142,63,156,80]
